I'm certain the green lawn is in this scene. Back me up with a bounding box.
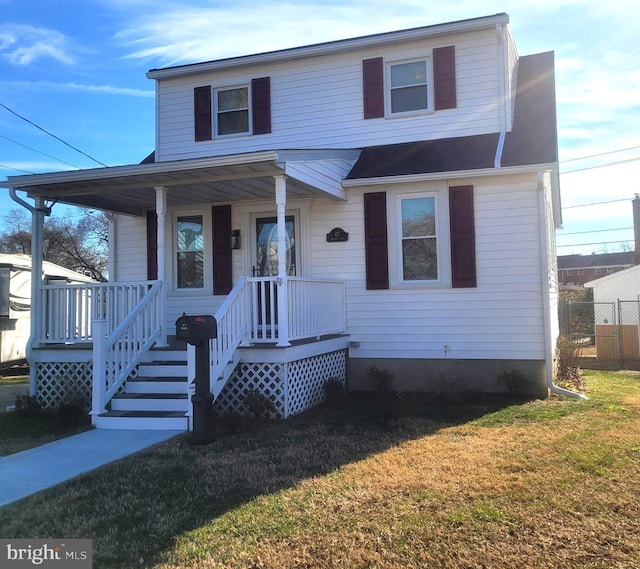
[0,375,29,385]
[1,369,639,569]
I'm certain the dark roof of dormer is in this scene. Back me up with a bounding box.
[346,51,558,179]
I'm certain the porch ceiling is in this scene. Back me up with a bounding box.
[2,150,359,216]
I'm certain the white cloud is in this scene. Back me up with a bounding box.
[0,24,76,66]
[113,1,437,65]
[2,80,154,98]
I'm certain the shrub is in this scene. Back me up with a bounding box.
[555,334,584,392]
[244,390,277,420]
[56,402,89,428]
[498,369,531,395]
[14,394,43,418]
[323,377,347,405]
[367,365,394,392]
[219,412,244,434]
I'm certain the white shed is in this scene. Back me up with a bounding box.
[585,263,640,362]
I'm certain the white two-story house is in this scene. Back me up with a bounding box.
[1,13,574,431]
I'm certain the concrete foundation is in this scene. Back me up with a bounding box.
[348,358,548,398]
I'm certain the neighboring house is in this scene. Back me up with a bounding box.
[0,13,572,431]
[0,254,95,367]
[558,252,634,287]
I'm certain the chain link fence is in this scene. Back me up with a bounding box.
[563,299,640,368]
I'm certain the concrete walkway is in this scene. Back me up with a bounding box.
[0,429,183,507]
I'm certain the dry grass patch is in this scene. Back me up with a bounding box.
[1,371,639,569]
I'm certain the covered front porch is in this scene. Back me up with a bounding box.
[5,149,358,428]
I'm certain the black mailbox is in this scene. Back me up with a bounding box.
[175,314,217,344]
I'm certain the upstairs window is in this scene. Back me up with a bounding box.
[389,60,429,114]
[194,77,270,141]
[216,86,249,135]
[363,46,456,119]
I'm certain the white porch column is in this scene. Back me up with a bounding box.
[28,198,46,396]
[274,175,290,347]
[155,186,168,346]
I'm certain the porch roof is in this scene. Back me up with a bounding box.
[1,149,359,216]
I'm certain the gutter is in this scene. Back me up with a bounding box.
[536,174,588,401]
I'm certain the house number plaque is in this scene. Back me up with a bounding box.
[326,227,349,242]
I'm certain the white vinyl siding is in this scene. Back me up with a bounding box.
[113,214,148,281]
[309,174,545,362]
[155,29,503,161]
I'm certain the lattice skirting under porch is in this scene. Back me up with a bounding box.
[34,361,93,410]
[34,361,135,410]
[214,349,347,418]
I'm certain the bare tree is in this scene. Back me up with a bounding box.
[0,208,109,281]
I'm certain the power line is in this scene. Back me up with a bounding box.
[560,144,640,164]
[563,198,630,209]
[557,227,633,236]
[0,133,81,170]
[0,163,35,175]
[0,101,108,168]
[561,155,640,174]
[557,239,633,248]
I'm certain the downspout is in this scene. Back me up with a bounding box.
[494,23,507,169]
[536,174,587,400]
[9,189,49,397]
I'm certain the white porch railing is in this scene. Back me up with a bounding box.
[246,276,347,343]
[91,281,163,418]
[38,281,158,344]
[186,276,347,402]
[287,277,347,341]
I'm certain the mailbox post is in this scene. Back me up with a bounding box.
[175,314,217,444]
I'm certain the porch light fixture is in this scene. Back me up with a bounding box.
[232,229,241,249]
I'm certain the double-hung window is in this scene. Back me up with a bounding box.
[176,215,204,289]
[389,59,430,114]
[216,86,249,135]
[400,195,438,281]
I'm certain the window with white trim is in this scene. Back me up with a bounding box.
[216,86,249,135]
[176,215,204,289]
[388,58,431,115]
[400,195,438,280]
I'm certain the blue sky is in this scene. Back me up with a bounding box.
[1,0,639,256]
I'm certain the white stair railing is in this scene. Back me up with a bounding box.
[186,277,251,405]
[91,281,163,418]
[185,276,346,418]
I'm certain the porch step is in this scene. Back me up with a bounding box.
[94,410,189,431]
[138,362,187,378]
[111,392,188,412]
[125,377,188,394]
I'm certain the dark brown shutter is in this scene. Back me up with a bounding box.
[146,210,158,281]
[251,77,271,135]
[363,57,384,119]
[194,86,212,141]
[363,192,389,290]
[212,205,232,295]
[434,46,456,111]
[449,185,476,288]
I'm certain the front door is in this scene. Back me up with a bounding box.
[253,215,296,277]
[252,215,296,338]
